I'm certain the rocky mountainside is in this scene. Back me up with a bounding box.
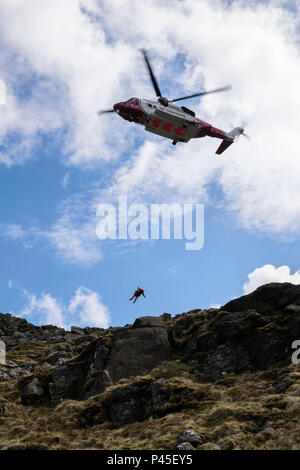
[0,282,300,450]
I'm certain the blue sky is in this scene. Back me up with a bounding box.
[1,0,300,329]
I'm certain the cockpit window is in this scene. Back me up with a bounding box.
[128,98,138,104]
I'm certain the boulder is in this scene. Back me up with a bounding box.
[0,402,10,416]
[41,325,61,333]
[222,283,300,315]
[104,326,172,384]
[202,341,250,381]
[210,310,259,342]
[176,442,195,450]
[71,326,85,335]
[7,367,23,378]
[21,378,45,405]
[81,378,172,426]
[48,364,84,405]
[106,383,153,425]
[132,316,164,329]
[285,304,300,313]
[177,429,203,446]
[47,350,72,365]
[161,313,171,321]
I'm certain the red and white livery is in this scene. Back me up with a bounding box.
[99,50,248,155]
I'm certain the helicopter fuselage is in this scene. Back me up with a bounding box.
[99,50,245,154]
[113,97,228,145]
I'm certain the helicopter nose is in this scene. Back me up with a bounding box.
[113,103,121,113]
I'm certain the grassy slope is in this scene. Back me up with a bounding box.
[0,340,300,450]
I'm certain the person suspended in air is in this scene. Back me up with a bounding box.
[129,286,146,303]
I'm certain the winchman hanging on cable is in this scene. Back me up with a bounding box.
[129,287,146,303]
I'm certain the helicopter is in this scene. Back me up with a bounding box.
[98,50,249,154]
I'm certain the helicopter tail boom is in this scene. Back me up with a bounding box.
[215,139,234,155]
[215,126,248,154]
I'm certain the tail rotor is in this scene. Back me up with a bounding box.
[228,125,250,141]
[216,124,251,153]
[241,130,250,140]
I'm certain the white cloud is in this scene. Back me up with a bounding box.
[243,264,300,294]
[68,286,110,328]
[21,289,66,328]
[1,198,103,267]
[45,214,102,266]
[61,172,70,189]
[1,0,300,259]
[5,224,26,240]
[19,285,110,329]
[95,0,300,237]
[0,0,146,168]
[1,223,40,249]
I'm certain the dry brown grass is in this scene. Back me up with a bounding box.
[0,358,299,450]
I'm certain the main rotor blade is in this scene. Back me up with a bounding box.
[97,109,115,115]
[140,49,162,98]
[171,85,232,103]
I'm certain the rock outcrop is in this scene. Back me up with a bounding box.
[18,316,172,405]
[222,282,300,315]
[0,313,102,349]
[0,282,300,450]
[0,282,299,412]
[179,283,300,381]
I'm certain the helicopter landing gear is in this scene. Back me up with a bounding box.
[182,123,188,128]
[172,139,178,145]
